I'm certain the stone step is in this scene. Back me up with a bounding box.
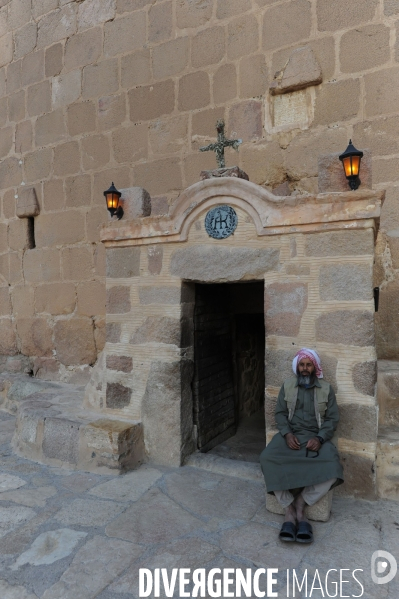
[376,426,399,501]
[0,373,144,474]
[185,451,263,481]
[377,360,399,428]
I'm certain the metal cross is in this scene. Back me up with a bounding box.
[199,120,242,169]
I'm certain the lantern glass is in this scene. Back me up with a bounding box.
[342,155,360,178]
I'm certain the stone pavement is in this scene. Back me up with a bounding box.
[0,411,398,599]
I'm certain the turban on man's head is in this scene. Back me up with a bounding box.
[292,348,323,379]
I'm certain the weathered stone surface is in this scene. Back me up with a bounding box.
[17,318,53,357]
[129,80,175,122]
[106,322,121,343]
[200,166,249,180]
[130,316,180,346]
[318,353,338,392]
[106,286,131,314]
[139,286,181,305]
[263,0,311,52]
[376,280,399,359]
[78,0,116,31]
[337,404,377,442]
[265,349,294,387]
[353,361,377,396]
[16,187,40,218]
[54,319,96,366]
[0,486,57,508]
[0,506,36,539]
[142,360,194,466]
[270,46,322,95]
[42,536,138,599]
[55,498,125,526]
[106,355,132,373]
[338,453,376,499]
[82,419,144,471]
[118,187,151,220]
[0,473,26,492]
[228,100,262,141]
[147,245,163,275]
[106,487,202,543]
[305,229,374,257]
[316,310,374,347]
[170,247,279,282]
[106,382,131,409]
[317,0,379,31]
[89,467,161,501]
[106,247,140,278]
[265,282,308,337]
[319,264,372,301]
[0,580,39,599]
[340,24,390,73]
[43,418,80,464]
[12,529,87,569]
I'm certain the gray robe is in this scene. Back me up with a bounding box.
[260,377,344,493]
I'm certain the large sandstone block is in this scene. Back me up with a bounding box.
[134,157,182,196]
[192,27,224,69]
[14,22,37,61]
[353,361,377,397]
[62,245,93,281]
[337,404,378,443]
[375,280,399,359]
[35,211,85,247]
[176,0,213,29]
[106,286,131,314]
[305,229,374,257]
[319,264,372,301]
[364,67,399,118]
[240,142,284,186]
[78,0,116,31]
[37,4,77,48]
[27,80,51,117]
[316,310,374,347]
[314,79,360,125]
[228,100,262,142]
[130,316,180,346]
[83,59,119,99]
[270,46,322,95]
[317,0,379,31]
[0,319,17,354]
[23,248,60,283]
[148,1,172,43]
[121,49,151,88]
[340,25,390,73]
[265,282,308,337]
[82,134,110,170]
[16,317,53,357]
[54,318,96,365]
[8,218,33,251]
[77,281,106,317]
[35,109,66,146]
[239,54,268,99]
[0,157,22,188]
[43,417,80,465]
[139,286,181,305]
[67,101,96,136]
[45,43,63,78]
[129,80,174,122]
[227,14,258,60]
[152,37,189,79]
[262,0,311,52]
[213,64,237,104]
[112,125,148,164]
[170,247,280,282]
[0,33,12,68]
[16,187,39,219]
[80,419,144,472]
[104,12,146,57]
[106,247,140,278]
[337,452,376,499]
[178,71,210,112]
[35,283,76,315]
[52,70,81,109]
[147,246,163,275]
[8,90,25,123]
[377,361,399,427]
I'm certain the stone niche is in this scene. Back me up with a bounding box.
[87,178,383,499]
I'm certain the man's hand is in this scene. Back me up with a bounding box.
[306,437,321,452]
[285,433,300,450]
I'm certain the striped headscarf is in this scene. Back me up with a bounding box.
[292,348,323,379]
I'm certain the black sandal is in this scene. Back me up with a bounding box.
[279,521,297,542]
[296,521,313,543]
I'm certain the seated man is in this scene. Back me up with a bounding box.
[260,348,344,543]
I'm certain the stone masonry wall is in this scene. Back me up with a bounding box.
[0,0,397,376]
[89,207,377,495]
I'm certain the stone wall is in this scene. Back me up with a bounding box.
[0,0,397,375]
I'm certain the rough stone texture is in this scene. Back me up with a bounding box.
[130,316,180,346]
[318,149,372,193]
[106,247,140,278]
[319,264,372,301]
[340,25,390,73]
[263,0,311,51]
[338,403,378,443]
[147,246,163,275]
[376,280,399,359]
[317,0,379,31]
[139,286,181,305]
[338,453,376,500]
[305,229,374,257]
[43,418,80,465]
[106,322,121,344]
[270,46,322,95]
[353,361,377,396]
[106,382,131,409]
[316,310,374,347]
[106,355,133,373]
[200,166,249,180]
[106,286,131,314]
[54,319,96,366]
[265,282,308,337]
[119,187,151,220]
[170,247,280,282]
[266,489,333,522]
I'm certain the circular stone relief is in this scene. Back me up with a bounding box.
[204,205,238,239]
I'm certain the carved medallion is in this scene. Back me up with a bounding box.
[205,205,238,239]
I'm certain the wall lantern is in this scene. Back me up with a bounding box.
[339,140,363,191]
[104,182,123,219]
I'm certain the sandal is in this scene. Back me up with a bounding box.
[296,521,313,544]
[279,521,297,542]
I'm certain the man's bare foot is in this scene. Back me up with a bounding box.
[284,502,297,525]
[293,494,309,523]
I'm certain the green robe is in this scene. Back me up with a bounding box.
[260,377,344,493]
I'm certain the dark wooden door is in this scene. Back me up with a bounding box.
[193,284,236,451]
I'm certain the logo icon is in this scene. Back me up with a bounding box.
[371,550,397,585]
[205,206,238,240]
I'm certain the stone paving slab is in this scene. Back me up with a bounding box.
[0,411,398,598]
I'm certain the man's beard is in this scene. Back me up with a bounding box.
[298,374,311,386]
